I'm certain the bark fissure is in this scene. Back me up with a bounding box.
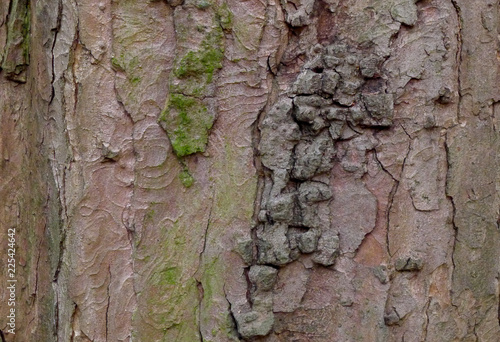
[199,195,214,265]
[450,0,463,102]
[195,192,215,339]
[105,266,111,342]
[223,284,241,340]
[49,0,63,105]
[197,280,204,342]
[447,0,463,306]
[32,238,42,300]
[69,304,77,342]
[251,105,267,220]
[497,275,500,326]
[376,152,398,259]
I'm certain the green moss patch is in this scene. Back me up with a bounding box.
[162,267,181,286]
[216,3,233,31]
[160,94,213,157]
[179,169,195,188]
[174,30,224,83]
[160,7,227,160]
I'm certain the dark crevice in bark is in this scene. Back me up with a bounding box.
[72,305,82,342]
[447,0,463,310]
[398,124,424,212]
[32,238,42,300]
[497,275,500,327]
[54,292,60,341]
[68,303,77,342]
[450,0,463,101]
[49,0,63,105]
[266,56,276,76]
[52,164,67,282]
[472,322,479,341]
[244,266,253,306]
[199,195,213,262]
[223,284,243,340]
[105,266,111,342]
[445,152,458,255]
[251,105,267,224]
[194,193,214,339]
[111,73,134,123]
[197,281,205,342]
[451,0,464,121]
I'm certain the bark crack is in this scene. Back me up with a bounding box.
[223,284,242,340]
[197,281,204,342]
[105,266,111,342]
[450,0,463,121]
[195,191,215,341]
[199,194,214,265]
[49,0,63,105]
[497,275,500,327]
[32,238,42,300]
[69,303,77,342]
[445,131,459,307]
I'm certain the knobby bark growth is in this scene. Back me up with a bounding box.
[0,0,500,341]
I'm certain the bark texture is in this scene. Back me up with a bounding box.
[1,0,500,341]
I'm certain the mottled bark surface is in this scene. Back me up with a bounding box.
[1,0,500,341]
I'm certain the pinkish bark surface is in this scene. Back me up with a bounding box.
[0,0,499,341]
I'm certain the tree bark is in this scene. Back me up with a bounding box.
[1,0,500,341]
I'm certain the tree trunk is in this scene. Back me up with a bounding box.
[1,0,500,341]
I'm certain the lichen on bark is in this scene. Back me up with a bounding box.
[160,2,226,158]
